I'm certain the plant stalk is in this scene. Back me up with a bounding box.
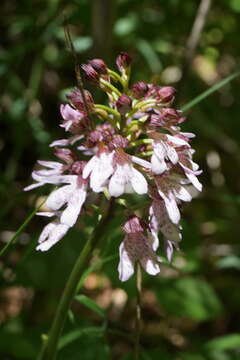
[39,199,114,360]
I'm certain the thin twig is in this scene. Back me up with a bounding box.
[134,262,142,359]
[177,0,212,103]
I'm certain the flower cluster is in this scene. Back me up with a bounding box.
[25,52,202,281]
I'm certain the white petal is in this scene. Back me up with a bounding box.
[50,139,69,147]
[153,141,166,160]
[60,186,87,226]
[37,223,69,251]
[37,161,63,169]
[186,173,202,191]
[109,167,125,197]
[140,257,160,276]
[165,143,179,164]
[24,182,44,191]
[90,153,114,192]
[46,185,72,210]
[160,193,180,224]
[174,186,192,202]
[165,240,174,262]
[82,156,98,179]
[131,156,152,169]
[151,153,167,174]
[129,167,148,194]
[166,134,188,146]
[118,241,135,282]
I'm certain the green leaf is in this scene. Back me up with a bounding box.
[155,277,223,321]
[74,295,105,318]
[204,334,240,352]
[181,71,240,112]
[58,327,104,350]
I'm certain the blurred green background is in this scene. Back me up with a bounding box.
[1,0,240,359]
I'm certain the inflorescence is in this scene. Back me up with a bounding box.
[25,52,202,282]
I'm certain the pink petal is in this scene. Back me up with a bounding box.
[118,241,135,282]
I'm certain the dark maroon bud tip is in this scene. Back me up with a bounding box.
[81,64,99,83]
[89,58,107,74]
[116,94,132,115]
[131,81,148,98]
[116,52,132,72]
[54,148,76,164]
[157,86,176,103]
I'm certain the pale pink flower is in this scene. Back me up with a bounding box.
[60,104,86,132]
[151,134,189,175]
[36,218,70,251]
[109,154,149,197]
[24,161,65,191]
[118,216,161,281]
[45,176,87,227]
[155,173,192,224]
[82,150,114,192]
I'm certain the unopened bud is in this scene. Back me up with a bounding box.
[131,81,148,98]
[116,52,132,72]
[116,94,132,115]
[67,89,94,111]
[89,59,107,74]
[81,64,99,83]
[157,86,176,103]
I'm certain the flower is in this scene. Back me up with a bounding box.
[82,149,114,193]
[118,216,161,281]
[108,150,149,197]
[36,212,70,251]
[150,133,189,175]
[60,104,86,133]
[25,52,202,279]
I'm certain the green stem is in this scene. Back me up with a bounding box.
[39,200,114,360]
[134,262,142,359]
[94,104,121,120]
[100,78,121,96]
[107,69,124,86]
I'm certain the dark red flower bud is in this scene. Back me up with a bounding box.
[123,216,145,234]
[54,148,76,164]
[157,86,176,103]
[116,94,132,115]
[67,89,94,111]
[71,161,87,175]
[89,58,107,74]
[116,52,132,72]
[131,81,148,98]
[81,64,99,83]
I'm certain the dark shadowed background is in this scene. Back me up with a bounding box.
[1,0,240,359]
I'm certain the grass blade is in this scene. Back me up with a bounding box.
[181,70,240,112]
[0,198,46,257]
[75,294,105,318]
